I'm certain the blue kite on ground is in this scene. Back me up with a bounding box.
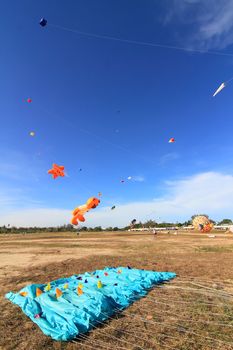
[5,266,176,341]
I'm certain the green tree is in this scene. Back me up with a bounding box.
[144,220,157,228]
[191,214,209,221]
[218,219,232,225]
[93,226,102,232]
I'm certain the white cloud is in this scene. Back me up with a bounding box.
[163,0,233,50]
[0,171,233,227]
[0,208,70,227]
[160,152,180,164]
[131,176,145,182]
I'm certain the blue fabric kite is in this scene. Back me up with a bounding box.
[5,267,176,341]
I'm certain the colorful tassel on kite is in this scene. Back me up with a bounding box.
[56,288,63,298]
[97,280,103,289]
[36,288,43,297]
[44,282,51,292]
[77,287,83,296]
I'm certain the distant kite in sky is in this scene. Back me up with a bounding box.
[98,192,102,197]
[71,197,100,225]
[27,98,32,103]
[111,206,116,210]
[127,176,132,180]
[39,18,47,27]
[213,82,226,97]
[48,164,65,179]
[131,219,137,228]
[212,77,233,97]
[169,138,175,143]
[120,180,125,183]
[29,131,35,137]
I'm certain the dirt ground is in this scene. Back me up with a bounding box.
[1,230,233,350]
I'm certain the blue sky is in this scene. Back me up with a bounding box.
[1,0,233,227]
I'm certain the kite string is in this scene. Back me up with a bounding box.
[72,335,110,350]
[88,320,145,350]
[71,276,233,346]
[114,305,233,347]
[226,76,233,83]
[118,290,233,326]
[139,299,233,328]
[77,332,123,350]
[48,23,233,58]
[102,305,222,348]
[161,285,233,298]
[92,317,174,350]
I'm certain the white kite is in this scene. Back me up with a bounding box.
[213,82,226,97]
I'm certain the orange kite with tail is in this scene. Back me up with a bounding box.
[71,197,100,225]
[48,164,65,179]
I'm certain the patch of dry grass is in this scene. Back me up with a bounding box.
[1,231,233,349]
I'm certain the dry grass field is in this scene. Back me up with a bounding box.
[1,230,233,350]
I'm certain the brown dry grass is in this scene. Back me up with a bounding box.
[1,230,233,350]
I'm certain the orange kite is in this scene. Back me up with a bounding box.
[71,197,100,225]
[48,164,65,179]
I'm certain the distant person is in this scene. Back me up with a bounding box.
[153,229,157,238]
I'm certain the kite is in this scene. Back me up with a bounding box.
[212,77,233,97]
[98,192,102,197]
[29,131,35,137]
[120,180,125,183]
[27,98,32,103]
[131,219,137,227]
[39,18,47,27]
[71,197,100,225]
[213,82,226,97]
[111,206,116,210]
[47,164,65,179]
[169,138,175,143]
[192,215,213,233]
[127,176,132,180]
[5,267,176,341]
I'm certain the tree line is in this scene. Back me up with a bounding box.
[0,217,232,234]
